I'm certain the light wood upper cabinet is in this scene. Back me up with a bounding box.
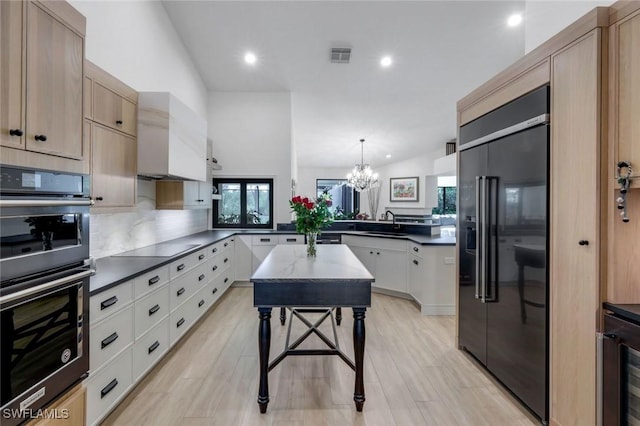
[0,0,25,150]
[610,9,640,189]
[156,180,211,210]
[93,82,137,136]
[1,0,86,166]
[90,122,136,208]
[25,1,83,159]
[550,29,601,426]
[85,61,138,209]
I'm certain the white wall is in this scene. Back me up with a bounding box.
[524,0,615,53]
[208,92,292,226]
[70,0,211,258]
[70,0,208,116]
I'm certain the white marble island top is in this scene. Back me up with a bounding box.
[251,245,374,284]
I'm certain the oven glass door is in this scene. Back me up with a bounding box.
[0,213,81,257]
[624,346,640,424]
[0,277,83,407]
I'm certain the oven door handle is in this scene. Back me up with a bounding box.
[0,199,94,208]
[0,269,93,305]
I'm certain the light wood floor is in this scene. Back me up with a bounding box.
[103,287,539,425]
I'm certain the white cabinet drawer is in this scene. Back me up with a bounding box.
[132,318,169,381]
[86,347,133,426]
[169,297,198,346]
[278,234,303,244]
[207,277,223,307]
[209,253,225,279]
[219,270,233,293]
[192,286,211,318]
[169,263,208,311]
[252,235,277,245]
[168,248,208,279]
[133,266,169,299]
[344,235,407,252]
[90,305,134,372]
[90,281,133,324]
[408,242,423,258]
[134,286,170,339]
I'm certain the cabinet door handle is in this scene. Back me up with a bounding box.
[9,129,23,136]
[148,341,160,354]
[148,276,160,285]
[115,120,123,125]
[212,247,218,253]
[224,242,229,247]
[100,296,118,310]
[101,332,119,349]
[369,251,373,255]
[212,265,218,271]
[95,196,104,201]
[149,304,160,316]
[177,287,185,296]
[34,134,47,141]
[177,264,185,271]
[198,299,205,308]
[198,274,206,282]
[413,259,419,265]
[177,318,185,328]
[377,252,380,255]
[286,238,296,242]
[413,247,419,252]
[224,277,229,283]
[260,238,271,242]
[199,254,205,260]
[212,287,218,295]
[197,199,204,202]
[578,240,589,246]
[101,379,118,399]
[224,258,228,263]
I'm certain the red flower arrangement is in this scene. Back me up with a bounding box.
[289,194,333,235]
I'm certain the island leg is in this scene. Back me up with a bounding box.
[280,306,286,325]
[258,308,272,413]
[352,307,366,411]
[336,307,342,325]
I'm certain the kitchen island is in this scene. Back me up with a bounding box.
[251,244,374,413]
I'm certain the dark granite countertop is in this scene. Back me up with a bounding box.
[91,229,455,296]
[603,303,640,325]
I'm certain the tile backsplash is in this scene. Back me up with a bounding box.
[90,179,208,259]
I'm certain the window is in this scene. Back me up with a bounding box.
[315,179,359,219]
[433,187,457,215]
[212,178,273,228]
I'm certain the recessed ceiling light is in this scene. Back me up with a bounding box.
[244,52,257,65]
[380,56,393,67]
[507,13,523,27]
[386,154,392,158]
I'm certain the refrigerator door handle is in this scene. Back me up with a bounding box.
[480,176,488,303]
[475,176,482,299]
[485,177,498,303]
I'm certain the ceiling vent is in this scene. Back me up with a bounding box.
[331,48,351,63]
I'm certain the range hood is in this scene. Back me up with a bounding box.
[137,92,207,181]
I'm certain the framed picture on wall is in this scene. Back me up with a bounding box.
[390,176,419,202]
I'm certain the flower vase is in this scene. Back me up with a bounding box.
[306,232,318,257]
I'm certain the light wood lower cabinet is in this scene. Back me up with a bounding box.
[156,180,212,210]
[90,122,137,208]
[550,29,602,426]
[27,384,86,426]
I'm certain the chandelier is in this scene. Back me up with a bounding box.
[347,138,379,192]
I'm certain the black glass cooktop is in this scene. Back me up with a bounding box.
[112,243,199,258]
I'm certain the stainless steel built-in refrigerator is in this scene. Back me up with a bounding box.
[457,85,549,422]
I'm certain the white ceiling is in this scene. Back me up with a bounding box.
[162,1,526,168]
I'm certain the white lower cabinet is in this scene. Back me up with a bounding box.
[90,305,134,372]
[407,245,456,315]
[134,286,170,339]
[86,236,237,424]
[343,236,408,293]
[133,318,170,381]
[234,235,253,281]
[86,347,133,426]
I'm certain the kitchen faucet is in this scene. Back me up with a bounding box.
[385,210,400,229]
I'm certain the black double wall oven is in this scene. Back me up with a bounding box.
[0,166,92,425]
